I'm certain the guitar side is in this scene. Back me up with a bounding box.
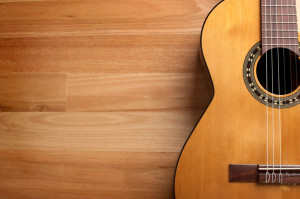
[174,0,300,199]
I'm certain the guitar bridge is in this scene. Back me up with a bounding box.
[229,164,300,185]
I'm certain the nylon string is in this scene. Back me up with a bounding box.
[277,0,283,183]
[265,0,270,182]
[270,0,275,182]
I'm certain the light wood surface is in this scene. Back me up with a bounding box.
[175,0,300,199]
[0,0,218,198]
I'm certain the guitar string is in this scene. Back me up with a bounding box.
[271,0,275,181]
[295,0,299,93]
[290,0,298,183]
[265,0,270,180]
[277,0,283,182]
[292,6,298,180]
[287,0,292,180]
[289,0,293,94]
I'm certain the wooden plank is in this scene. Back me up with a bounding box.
[0,74,66,111]
[66,73,212,112]
[0,111,202,152]
[0,150,177,199]
[0,35,204,73]
[0,0,219,38]
[0,0,219,198]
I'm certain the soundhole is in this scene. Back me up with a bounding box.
[256,48,300,95]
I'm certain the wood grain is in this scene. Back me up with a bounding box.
[0,35,204,73]
[0,74,66,112]
[66,73,212,112]
[0,150,178,199]
[228,164,259,182]
[0,0,218,38]
[0,111,201,152]
[0,0,219,198]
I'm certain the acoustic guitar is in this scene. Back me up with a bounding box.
[174,0,300,198]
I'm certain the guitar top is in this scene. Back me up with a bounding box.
[174,0,300,198]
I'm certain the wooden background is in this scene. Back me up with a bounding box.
[0,0,218,198]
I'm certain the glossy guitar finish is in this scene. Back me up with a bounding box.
[174,0,300,198]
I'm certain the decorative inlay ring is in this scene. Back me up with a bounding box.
[243,41,300,109]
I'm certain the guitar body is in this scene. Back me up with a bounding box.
[174,0,300,198]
